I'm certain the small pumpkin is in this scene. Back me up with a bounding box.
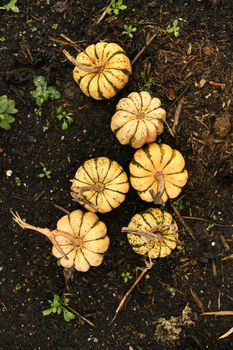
[12,210,110,272]
[122,207,178,259]
[63,42,132,100]
[111,91,166,148]
[71,157,130,213]
[129,143,188,204]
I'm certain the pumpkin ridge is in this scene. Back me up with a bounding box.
[131,159,151,172]
[73,177,92,185]
[94,44,99,60]
[102,72,119,94]
[104,168,124,184]
[105,69,125,85]
[87,74,97,98]
[163,166,187,176]
[81,215,100,239]
[137,180,155,193]
[83,234,107,243]
[100,158,112,184]
[101,42,109,61]
[142,145,154,168]
[78,72,93,84]
[165,180,182,189]
[139,92,144,110]
[161,149,176,171]
[94,158,100,182]
[114,120,132,134]
[107,50,127,62]
[101,191,114,209]
[127,96,139,112]
[79,248,90,266]
[82,162,96,183]
[140,213,154,229]
[116,108,137,116]
[147,209,161,225]
[105,67,131,77]
[104,187,127,195]
[129,120,139,146]
[84,49,96,64]
[69,210,84,238]
[97,74,105,100]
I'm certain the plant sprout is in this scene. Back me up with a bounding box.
[30,76,61,107]
[106,0,127,15]
[0,0,19,13]
[42,294,75,322]
[122,24,137,38]
[56,107,74,131]
[167,19,180,38]
[0,95,17,130]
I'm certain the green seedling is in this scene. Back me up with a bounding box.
[38,162,52,179]
[106,0,127,15]
[137,63,156,94]
[0,95,17,130]
[15,176,21,186]
[207,223,215,231]
[121,271,133,283]
[0,0,19,12]
[168,287,177,297]
[173,198,184,211]
[56,107,74,131]
[167,19,180,38]
[42,294,75,322]
[30,76,61,107]
[122,24,137,38]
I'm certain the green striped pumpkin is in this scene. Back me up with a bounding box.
[111,91,166,148]
[129,143,188,204]
[64,42,132,100]
[71,157,130,213]
[126,208,178,259]
[52,210,109,272]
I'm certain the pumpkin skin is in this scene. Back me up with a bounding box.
[71,157,130,213]
[126,208,178,259]
[52,210,109,272]
[72,42,132,100]
[111,91,166,148]
[129,143,188,203]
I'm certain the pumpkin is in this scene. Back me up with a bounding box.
[129,143,188,204]
[63,42,132,100]
[122,208,178,259]
[111,91,166,148]
[12,210,110,272]
[71,157,130,213]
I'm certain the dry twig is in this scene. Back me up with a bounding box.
[131,32,157,65]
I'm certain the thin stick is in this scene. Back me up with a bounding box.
[168,84,192,112]
[65,305,95,327]
[96,2,112,24]
[54,204,70,215]
[149,171,165,205]
[172,97,185,135]
[219,326,233,339]
[209,81,226,87]
[202,311,233,316]
[131,33,157,65]
[170,203,196,240]
[122,225,177,241]
[111,260,153,323]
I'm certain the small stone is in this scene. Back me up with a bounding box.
[6,170,13,177]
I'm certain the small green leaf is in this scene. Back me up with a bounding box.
[63,309,75,322]
[42,308,53,316]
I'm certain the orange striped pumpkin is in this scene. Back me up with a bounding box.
[124,208,178,259]
[71,157,130,213]
[129,143,188,204]
[111,91,166,148]
[63,42,132,100]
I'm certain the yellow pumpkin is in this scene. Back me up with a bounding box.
[63,42,132,100]
[12,210,110,272]
[111,91,166,148]
[71,157,130,213]
[129,143,188,204]
[123,208,178,259]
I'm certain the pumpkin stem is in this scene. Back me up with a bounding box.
[71,183,104,211]
[63,49,103,73]
[11,211,81,260]
[122,224,177,242]
[150,171,165,205]
[111,259,153,323]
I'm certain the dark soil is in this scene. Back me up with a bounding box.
[0,0,232,349]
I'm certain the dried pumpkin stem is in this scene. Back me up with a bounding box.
[71,183,104,211]
[122,224,177,242]
[150,171,165,205]
[111,259,154,323]
[63,49,104,73]
[11,211,81,260]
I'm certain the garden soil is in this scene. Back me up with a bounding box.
[0,0,232,349]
